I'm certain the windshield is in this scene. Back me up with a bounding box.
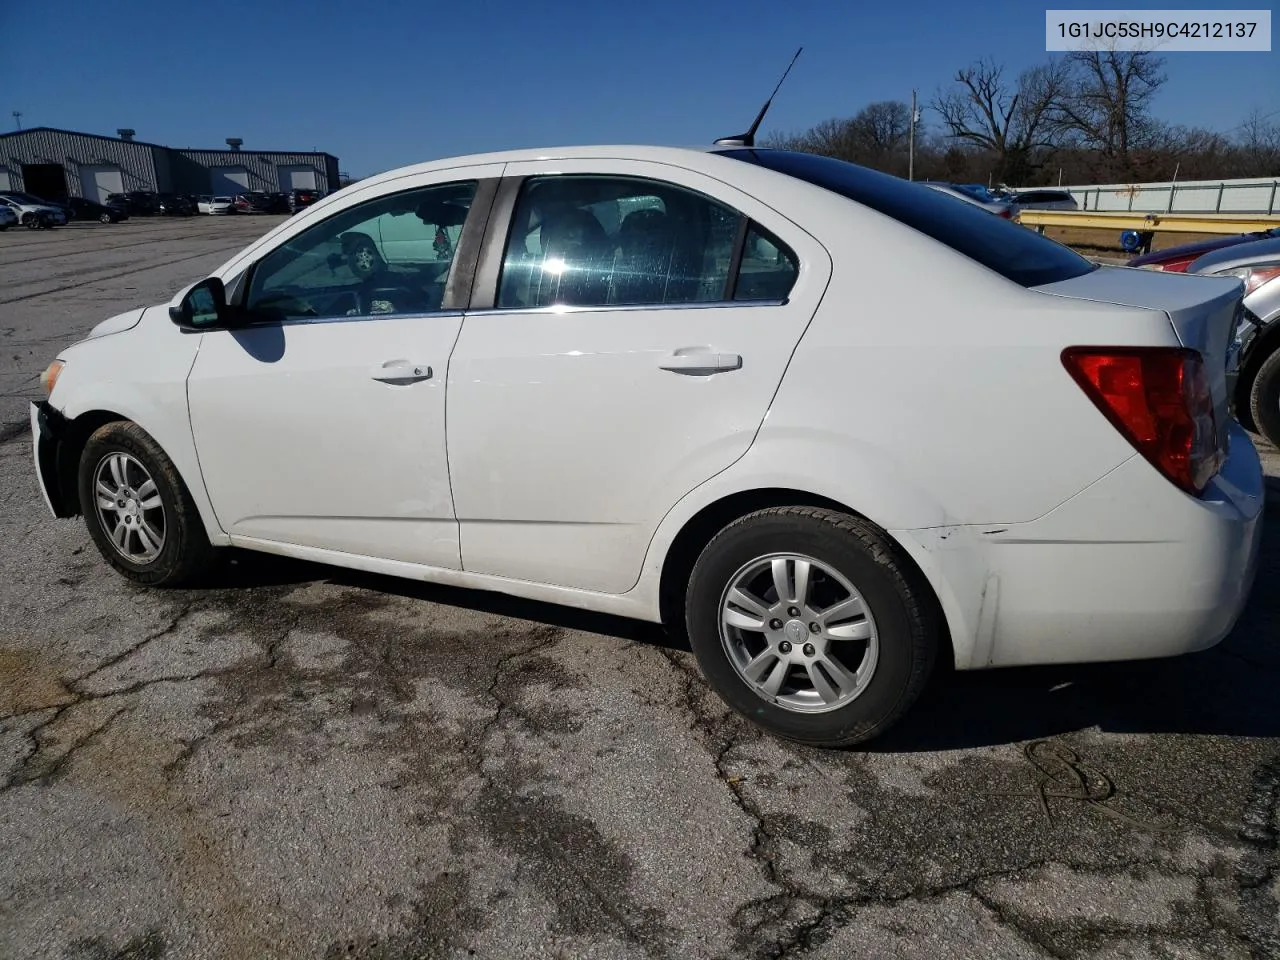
[718,149,1096,288]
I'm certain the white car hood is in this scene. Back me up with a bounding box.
[84,307,147,341]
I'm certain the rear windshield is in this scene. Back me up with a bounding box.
[719,148,1095,288]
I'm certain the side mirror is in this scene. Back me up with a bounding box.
[170,277,228,330]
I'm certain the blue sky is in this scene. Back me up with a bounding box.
[2,0,1276,176]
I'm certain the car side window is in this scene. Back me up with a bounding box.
[245,180,478,322]
[496,175,740,310]
[734,225,798,302]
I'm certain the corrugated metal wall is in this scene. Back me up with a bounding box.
[0,129,161,197]
[172,150,339,193]
[0,128,340,198]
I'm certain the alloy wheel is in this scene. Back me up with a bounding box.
[93,452,166,564]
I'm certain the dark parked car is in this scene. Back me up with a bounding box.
[1127,228,1280,273]
[106,191,160,216]
[66,197,130,223]
[234,191,291,214]
[155,193,196,216]
[288,187,325,214]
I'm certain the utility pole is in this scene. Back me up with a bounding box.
[908,90,918,181]
[12,111,22,131]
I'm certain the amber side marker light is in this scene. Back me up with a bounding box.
[40,360,64,396]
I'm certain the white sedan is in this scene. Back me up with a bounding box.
[30,144,1264,746]
[197,196,234,215]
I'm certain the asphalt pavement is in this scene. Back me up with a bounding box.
[1,216,1278,960]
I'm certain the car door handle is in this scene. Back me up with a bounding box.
[370,360,432,383]
[658,350,742,375]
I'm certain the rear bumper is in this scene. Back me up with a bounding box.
[30,401,75,519]
[895,423,1266,669]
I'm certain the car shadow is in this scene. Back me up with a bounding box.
[201,476,1278,750]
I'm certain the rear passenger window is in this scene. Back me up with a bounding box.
[496,175,742,310]
[734,225,798,301]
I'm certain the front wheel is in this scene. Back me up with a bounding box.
[78,422,218,586]
[685,507,938,747]
[99,211,112,223]
[1249,348,1280,450]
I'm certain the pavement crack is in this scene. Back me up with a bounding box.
[69,600,200,688]
[9,703,131,786]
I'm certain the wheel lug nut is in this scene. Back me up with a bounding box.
[803,643,816,657]
[809,622,820,633]
[769,619,783,630]
[779,641,792,654]
[788,607,801,617]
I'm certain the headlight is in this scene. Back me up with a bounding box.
[40,360,64,396]
[1213,264,1280,296]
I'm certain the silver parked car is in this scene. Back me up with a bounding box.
[1008,189,1079,212]
[0,192,68,227]
[1188,235,1280,447]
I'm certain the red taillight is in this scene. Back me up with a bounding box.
[1161,259,1194,273]
[1062,347,1223,496]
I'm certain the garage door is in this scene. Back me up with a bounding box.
[277,165,318,191]
[79,165,125,204]
[209,166,251,195]
[0,168,11,192]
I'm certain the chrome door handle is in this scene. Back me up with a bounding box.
[370,360,432,383]
[658,351,742,375]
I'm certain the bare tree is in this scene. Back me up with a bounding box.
[1236,108,1280,171]
[1055,49,1166,179]
[932,58,1069,184]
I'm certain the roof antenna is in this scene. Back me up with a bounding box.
[714,47,803,148]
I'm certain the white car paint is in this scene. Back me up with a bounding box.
[197,196,234,215]
[35,144,1263,679]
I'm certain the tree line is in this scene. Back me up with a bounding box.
[763,50,1280,188]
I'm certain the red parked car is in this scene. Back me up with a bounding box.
[1127,228,1280,272]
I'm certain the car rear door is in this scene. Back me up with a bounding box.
[445,159,832,593]
[186,167,502,568]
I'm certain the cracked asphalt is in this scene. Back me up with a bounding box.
[2,217,1280,960]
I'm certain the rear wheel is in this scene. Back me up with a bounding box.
[78,422,218,586]
[1249,348,1280,449]
[99,211,112,223]
[685,507,938,747]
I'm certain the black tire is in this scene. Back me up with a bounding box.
[685,506,939,747]
[78,421,218,586]
[347,235,384,279]
[1249,348,1280,450]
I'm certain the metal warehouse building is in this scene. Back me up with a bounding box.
[0,127,340,203]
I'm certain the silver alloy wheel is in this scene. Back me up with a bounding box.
[354,245,375,273]
[718,553,879,713]
[93,452,166,564]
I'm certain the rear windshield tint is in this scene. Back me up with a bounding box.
[719,149,1095,288]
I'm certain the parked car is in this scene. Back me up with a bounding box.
[197,196,235,215]
[1008,189,1079,211]
[920,181,1015,218]
[155,193,196,216]
[233,191,290,215]
[66,197,130,223]
[288,187,325,214]
[106,192,160,216]
[29,144,1262,747]
[1186,235,1280,447]
[0,192,68,227]
[0,205,16,230]
[1127,228,1280,273]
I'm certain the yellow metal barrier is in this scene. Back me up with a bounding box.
[1015,209,1280,235]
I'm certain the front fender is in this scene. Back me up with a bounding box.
[49,324,228,545]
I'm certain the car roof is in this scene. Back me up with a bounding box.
[1189,233,1280,273]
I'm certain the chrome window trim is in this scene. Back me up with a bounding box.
[462,298,788,317]
[220,309,465,331]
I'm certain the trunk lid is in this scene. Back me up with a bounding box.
[1035,265,1245,452]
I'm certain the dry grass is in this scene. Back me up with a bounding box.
[1043,225,1213,259]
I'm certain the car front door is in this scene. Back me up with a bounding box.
[446,161,832,593]
[186,167,501,567]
